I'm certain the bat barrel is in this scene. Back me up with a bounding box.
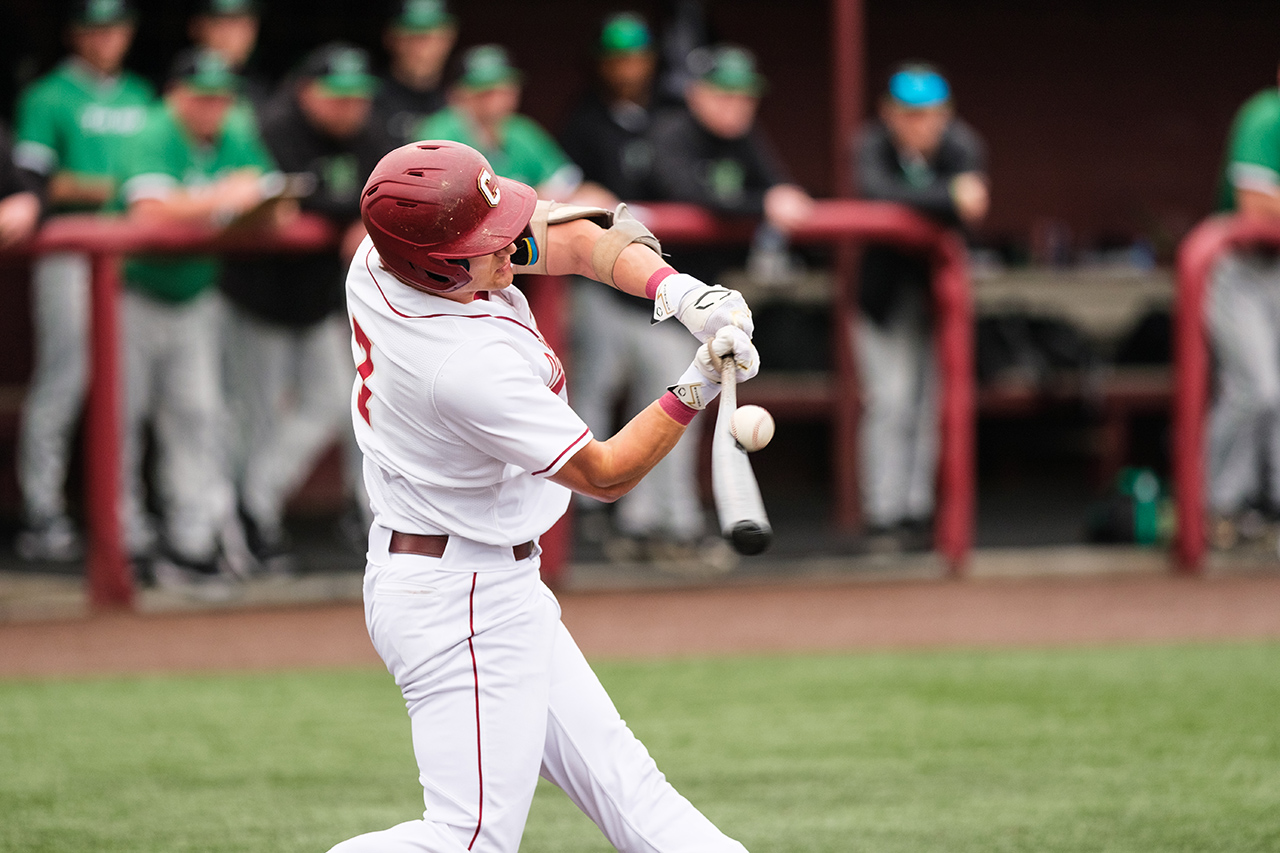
[713,354,773,555]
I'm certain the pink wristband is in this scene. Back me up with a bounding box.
[658,391,699,425]
[645,266,679,300]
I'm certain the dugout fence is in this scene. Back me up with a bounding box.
[2,200,974,608]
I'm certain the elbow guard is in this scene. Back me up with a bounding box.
[512,201,662,286]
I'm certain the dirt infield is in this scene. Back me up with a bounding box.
[2,573,1280,678]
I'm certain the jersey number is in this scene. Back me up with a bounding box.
[353,316,374,426]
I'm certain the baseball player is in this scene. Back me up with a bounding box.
[219,42,393,569]
[114,48,282,588]
[12,0,155,560]
[1204,62,1280,547]
[854,64,987,552]
[374,0,458,144]
[327,139,758,853]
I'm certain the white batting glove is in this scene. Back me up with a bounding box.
[667,326,761,410]
[652,273,755,343]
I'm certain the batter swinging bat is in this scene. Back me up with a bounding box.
[712,357,773,555]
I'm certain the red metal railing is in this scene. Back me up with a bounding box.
[7,200,972,606]
[1173,215,1280,572]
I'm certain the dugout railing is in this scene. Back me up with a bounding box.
[528,200,976,584]
[5,214,338,608]
[3,200,973,609]
[1173,215,1280,572]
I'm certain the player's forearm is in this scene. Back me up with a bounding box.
[543,218,668,297]
[128,194,223,224]
[46,172,114,207]
[550,400,689,501]
[1236,188,1280,220]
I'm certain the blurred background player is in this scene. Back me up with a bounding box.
[418,44,606,203]
[187,0,271,120]
[219,42,392,569]
[0,121,42,248]
[647,44,812,285]
[560,12,711,563]
[114,48,283,589]
[11,0,154,561]
[642,43,811,561]
[374,0,457,144]
[854,63,987,552]
[1206,61,1280,548]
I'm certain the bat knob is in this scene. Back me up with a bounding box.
[729,521,772,556]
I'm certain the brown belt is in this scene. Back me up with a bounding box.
[389,531,534,561]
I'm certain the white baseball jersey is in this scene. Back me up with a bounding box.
[346,237,593,548]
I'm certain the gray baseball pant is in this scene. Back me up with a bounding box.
[18,252,90,525]
[855,291,938,529]
[1205,250,1280,515]
[121,288,233,560]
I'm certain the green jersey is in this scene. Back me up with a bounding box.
[1217,89,1280,212]
[416,107,574,188]
[117,104,276,303]
[13,59,155,212]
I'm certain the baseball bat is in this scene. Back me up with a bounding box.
[712,357,773,555]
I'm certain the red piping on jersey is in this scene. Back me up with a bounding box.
[467,572,484,850]
[532,428,590,476]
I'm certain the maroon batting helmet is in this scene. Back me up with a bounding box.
[360,140,538,293]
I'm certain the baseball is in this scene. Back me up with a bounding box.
[730,405,775,452]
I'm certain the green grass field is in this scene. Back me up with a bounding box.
[2,643,1279,852]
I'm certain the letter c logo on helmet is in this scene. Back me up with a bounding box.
[359,141,538,293]
[478,169,501,207]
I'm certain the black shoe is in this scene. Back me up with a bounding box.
[151,550,240,602]
[860,524,903,555]
[237,505,296,574]
[897,518,934,553]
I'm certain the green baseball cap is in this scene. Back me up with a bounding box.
[194,0,260,17]
[690,44,766,95]
[390,0,454,32]
[168,47,240,95]
[599,12,652,55]
[456,44,521,90]
[70,0,136,27]
[302,43,379,97]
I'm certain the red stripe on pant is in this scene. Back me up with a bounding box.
[467,572,484,850]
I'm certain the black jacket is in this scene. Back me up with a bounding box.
[646,107,790,282]
[856,117,986,326]
[373,75,446,145]
[559,89,658,311]
[219,92,397,328]
[559,89,656,202]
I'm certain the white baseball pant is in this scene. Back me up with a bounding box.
[18,251,91,524]
[328,524,749,853]
[855,289,938,528]
[222,306,366,532]
[1206,250,1280,514]
[571,279,704,541]
[121,288,233,560]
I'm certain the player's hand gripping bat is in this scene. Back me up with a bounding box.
[712,355,773,555]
